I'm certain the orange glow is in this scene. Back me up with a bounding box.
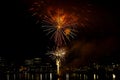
[46,8,78,30]
[64,28,71,35]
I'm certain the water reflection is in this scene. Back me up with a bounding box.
[3,73,120,80]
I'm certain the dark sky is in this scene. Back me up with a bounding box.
[0,0,120,65]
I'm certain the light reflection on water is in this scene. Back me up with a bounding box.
[5,73,117,80]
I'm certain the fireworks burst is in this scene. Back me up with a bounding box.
[47,48,66,61]
[29,1,84,47]
[30,1,93,47]
[42,8,78,47]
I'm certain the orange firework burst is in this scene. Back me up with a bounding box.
[30,1,92,47]
[42,8,78,47]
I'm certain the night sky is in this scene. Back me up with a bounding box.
[0,0,120,65]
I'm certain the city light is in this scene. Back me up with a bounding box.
[112,74,116,80]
